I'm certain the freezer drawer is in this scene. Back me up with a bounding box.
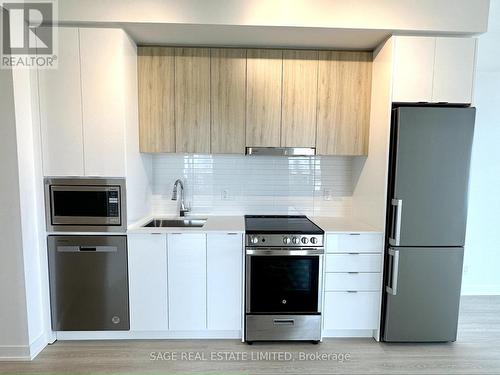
[48,235,130,331]
[326,234,383,253]
[383,247,463,342]
[325,254,382,273]
[324,273,381,291]
[323,291,379,330]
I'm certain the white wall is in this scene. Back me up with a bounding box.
[11,66,48,357]
[463,0,500,295]
[352,38,394,231]
[0,68,30,360]
[58,0,489,33]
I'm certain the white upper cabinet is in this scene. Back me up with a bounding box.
[79,29,126,177]
[392,36,436,103]
[38,27,128,177]
[392,36,476,104]
[432,38,477,104]
[38,27,84,176]
[207,234,243,331]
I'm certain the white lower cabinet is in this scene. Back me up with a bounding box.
[128,232,244,336]
[322,233,383,335]
[323,291,379,330]
[168,233,207,331]
[128,234,168,331]
[207,234,243,330]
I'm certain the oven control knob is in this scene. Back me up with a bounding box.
[250,236,259,244]
[292,237,300,244]
[310,237,318,244]
[283,237,291,245]
[301,237,309,244]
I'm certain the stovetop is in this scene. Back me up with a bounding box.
[245,215,324,235]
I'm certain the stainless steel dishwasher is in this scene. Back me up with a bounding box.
[48,235,130,331]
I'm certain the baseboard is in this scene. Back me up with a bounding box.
[322,329,374,338]
[29,334,48,360]
[56,330,242,340]
[0,345,31,361]
[461,285,500,296]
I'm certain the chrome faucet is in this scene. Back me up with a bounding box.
[171,179,189,217]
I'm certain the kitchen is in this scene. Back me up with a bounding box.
[1,0,499,374]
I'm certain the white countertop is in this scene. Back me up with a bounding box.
[308,216,382,233]
[128,215,381,234]
[127,215,245,234]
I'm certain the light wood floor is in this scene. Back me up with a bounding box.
[1,296,499,374]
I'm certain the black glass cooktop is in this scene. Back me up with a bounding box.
[245,215,324,235]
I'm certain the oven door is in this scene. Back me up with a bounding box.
[49,185,121,226]
[246,249,323,314]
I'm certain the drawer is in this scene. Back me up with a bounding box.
[325,254,382,273]
[324,273,381,291]
[246,314,321,342]
[326,233,383,253]
[323,291,379,330]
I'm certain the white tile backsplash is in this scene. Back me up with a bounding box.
[152,154,354,216]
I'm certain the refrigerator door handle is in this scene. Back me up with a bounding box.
[386,248,400,295]
[389,199,403,246]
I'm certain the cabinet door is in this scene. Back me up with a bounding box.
[175,48,210,153]
[210,49,246,154]
[432,38,476,104]
[317,51,372,155]
[38,27,84,176]
[281,50,318,147]
[167,233,207,330]
[138,47,175,152]
[128,234,168,331]
[79,28,126,176]
[246,49,282,147]
[392,36,435,103]
[324,291,379,329]
[207,234,243,330]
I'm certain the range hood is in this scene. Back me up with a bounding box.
[245,147,315,156]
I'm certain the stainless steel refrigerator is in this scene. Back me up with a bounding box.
[381,106,475,342]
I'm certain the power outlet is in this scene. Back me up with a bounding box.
[323,189,333,201]
[221,189,233,201]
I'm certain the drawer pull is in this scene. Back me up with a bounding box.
[348,252,360,255]
[273,319,295,326]
[347,272,359,274]
[346,291,358,293]
[349,233,361,236]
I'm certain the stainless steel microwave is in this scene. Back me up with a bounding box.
[44,177,126,232]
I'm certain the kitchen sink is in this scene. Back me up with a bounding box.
[143,218,207,228]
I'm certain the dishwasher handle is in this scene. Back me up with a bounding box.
[57,246,118,253]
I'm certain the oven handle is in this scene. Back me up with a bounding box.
[246,248,324,256]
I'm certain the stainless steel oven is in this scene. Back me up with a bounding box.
[244,215,325,343]
[44,177,126,232]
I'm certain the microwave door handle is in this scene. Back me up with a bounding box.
[389,199,403,246]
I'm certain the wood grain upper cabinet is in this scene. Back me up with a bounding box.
[246,49,283,147]
[210,49,246,154]
[137,47,175,152]
[281,50,319,148]
[175,48,210,153]
[317,51,372,156]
